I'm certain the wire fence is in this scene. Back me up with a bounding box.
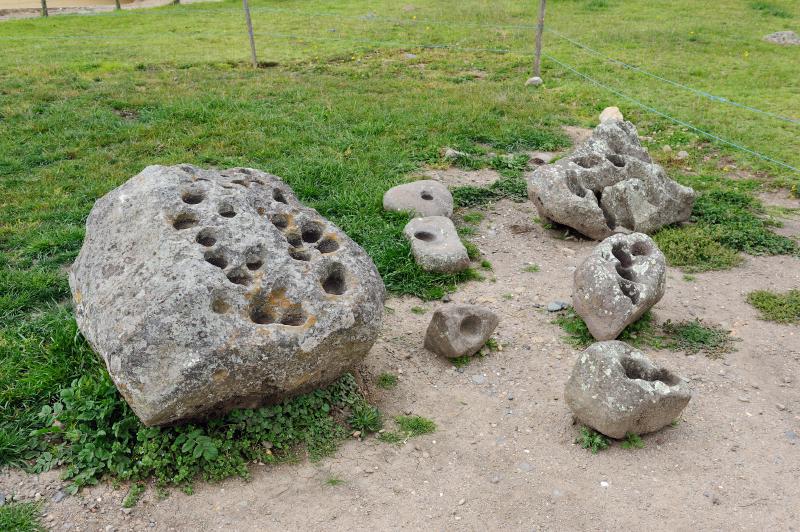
[1,3,798,175]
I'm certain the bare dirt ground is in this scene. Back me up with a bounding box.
[0,0,217,21]
[2,175,798,531]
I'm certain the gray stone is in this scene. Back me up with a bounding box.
[676,150,689,160]
[472,374,487,385]
[424,304,499,358]
[599,106,623,123]
[764,31,800,45]
[0,493,5,507]
[525,76,543,87]
[443,148,466,160]
[51,490,67,503]
[383,180,453,218]
[528,121,695,240]
[403,216,470,273]
[573,233,666,341]
[547,301,569,312]
[70,164,385,426]
[564,341,691,439]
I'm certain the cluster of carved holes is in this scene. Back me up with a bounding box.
[414,231,436,242]
[459,315,482,337]
[611,243,639,304]
[250,299,306,326]
[270,214,340,259]
[621,358,679,386]
[606,154,626,168]
[420,191,434,201]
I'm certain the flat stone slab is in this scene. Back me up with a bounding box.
[528,120,695,240]
[424,304,499,358]
[70,164,386,426]
[383,180,453,218]
[403,216,469,273]
[573,233,666,341]
[565,341,692,439]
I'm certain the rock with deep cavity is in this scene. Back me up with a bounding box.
[403,216,470,273]
[599,106,623,123]
[383,180,453,218]
[573,233,666,341]
[424,305,499,358]
[69,164,386,426]
[564,341,691,438]
[527,120,695,240]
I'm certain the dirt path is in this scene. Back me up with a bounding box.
[2,185,798,531]
[0,0,217,21]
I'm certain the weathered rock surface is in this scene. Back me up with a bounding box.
[599,106,623,123]
[403,216,470,273]
[573,233,666,341]
[764,31,800,45]
[565,341,691,439]
[383,180,454,218]
[70,164,385,426]
[424,305,499,358]
[527,120,695,240]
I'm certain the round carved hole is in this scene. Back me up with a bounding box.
[606,154,626,168]
[289,248,312,261]
[280,307,306,326]
[286,232,303,248]
[205,251,227,269]
[250,303,276,325]
[414,231,436,242]
[273,189,288,204]
[270,213,289,229]
[316,237,339,254]
[211,298,230,314]
[196,229,217,247]
[172,212,198,230]
[631,241,651,256]
[301,222,324,243]
[226,269,251,286]
[459,315,481,337]
[611,243,633,268]
[420,191,434,201]
[322,266,347,295]
[246,259,263,271]
[181,190,205,204]
[218,204,236,218]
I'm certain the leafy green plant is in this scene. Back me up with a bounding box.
[461,238,481,260]
[747,289,800,323]
[621,433,645,450]
[325,475,344,486]
[576,427,609,454]
[376,372,398,390]
[682,274,696,282]
[452,176,528,208]
[750,1,792,18]
[462,212,484,224]
[410,306,426,315]
[0,502,44,532]
[480,259,493,270]
[553,309,660,349]
[123,482,146,508]
[348,401,383,434]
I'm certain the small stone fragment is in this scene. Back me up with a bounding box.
[425,304,498,358]
[547,301,569,312]
[403,217,470,273]
[564,341,692,439]
[573,233,666,341]
[599,106,623,123]
[383,180,454,218]
[443,148,466,160]
[525,76,543,86]
[676,150,689,160]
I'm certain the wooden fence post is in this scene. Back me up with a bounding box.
[526,0,546,86]
[41,0,48,17]
[242,0,258,68]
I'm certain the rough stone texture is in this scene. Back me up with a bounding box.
[527,120,695,240]
[70,164,386,426]
[599,106,624,123]
[383,180,453,218]
[525,76,543,87]
[573,233,666,341]
[565,341,692,439]
[424,305,499,358]
[403,216,470,273]
[764,31,800,45]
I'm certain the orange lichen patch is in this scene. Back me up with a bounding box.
[73,290,82,304]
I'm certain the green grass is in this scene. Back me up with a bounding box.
[747,289,800,323]
[379,415,437,444]
[376,372,398,389]
[0,502,44,532]
[325,475,345,486]
[554,309,736,357]
[621,432,645,450]
[1,0,799,491]
[576,427,609,454]
[462,212,484,224]
[750,1,793,18]
[410,306,426,315]
[122,482,146,508]
[523,264,540,273]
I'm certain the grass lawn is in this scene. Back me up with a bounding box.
[0,0,798,492]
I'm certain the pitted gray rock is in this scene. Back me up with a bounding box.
[764,31,800,45]
[424,304,499,358]
[565,341,691,439]
[527,120,695,240]
[403,216,469,273]
[383,180,453,218]
[70,164,385,426]
[573,233,666,341]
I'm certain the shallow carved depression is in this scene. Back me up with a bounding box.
[226,268,251,286]
[289,248,311,261]
[631,240,651,256]
[421,191,434,201]
[611,243,633,268]
[172,212,198,230]
[218,204,236,218]
[316,236,339,254]
[205,250,228,269]
[249,289,307,326]
[196,228,217,247]
[414,231,436,242]
[459,315,481,337]
[181,190,205,204]
[301,221,324,243]
[621,357,679,386]
[606,154,626,168]
[270,213,289,229]
[273,189,288,204]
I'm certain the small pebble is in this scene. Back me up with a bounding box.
[776,404,787,411]
[600,481,609,488]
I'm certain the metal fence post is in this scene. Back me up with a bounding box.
[526,0,546,86]
[243,0,258,68]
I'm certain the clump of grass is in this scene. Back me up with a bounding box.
[523,264,540,273]
[480,259,492,270]
[460,238,481,261]
[654,226,741,272]
[379,415,437,444]
[661,319,736,358]
[502,293,513,300]
[325,476,345,486]
[451,355,472,368]
[621,433,645,450]
[682,274,696,282]
[553,309,659,349]
[750,1,792,18]
[747,289,800,323]
[452,176,528,208]
[123,482,146,508]
[462,212,484,224]
[410,306,426,315]
[0,502,44,532]
[376,372,398,390]
[348,401,383,434]
[576,426,609,454]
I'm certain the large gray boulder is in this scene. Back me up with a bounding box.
[403,216,470,273]
[70,164,385,426]
[573,233,666,341]
[527,120,695,240]
[424,304,499,358]
[565,341,691,439]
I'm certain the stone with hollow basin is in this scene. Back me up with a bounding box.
[70,164,385,426]
[403,216,470,273]
[573,233,666,341]
[527,120,695,240]
[424,304,499,358]
[383,179,453,218]
[565,341,692,439]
